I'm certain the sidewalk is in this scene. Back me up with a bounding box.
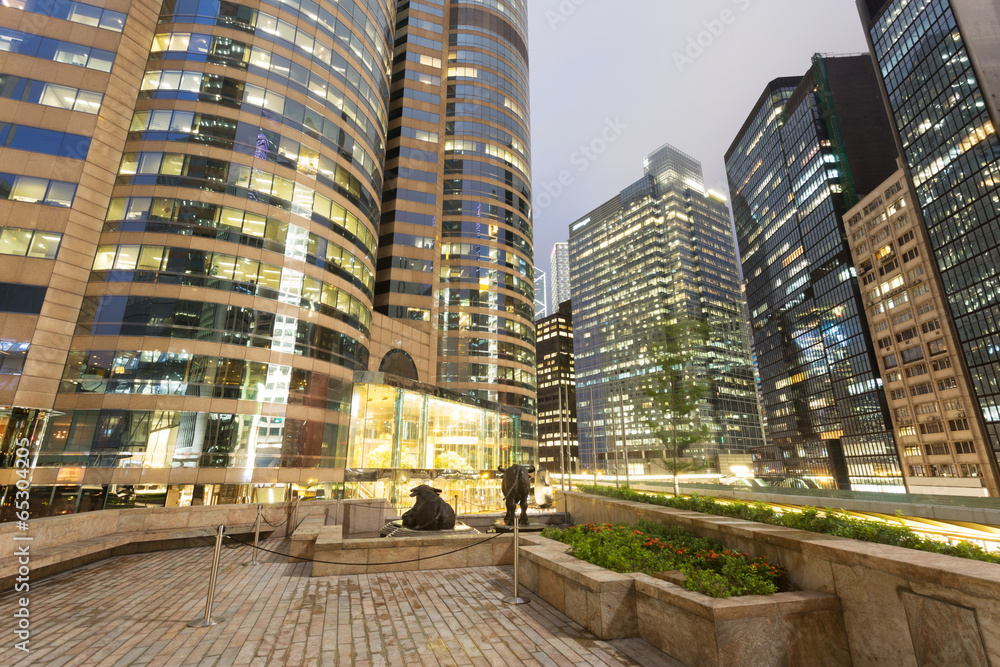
[1,541,682,666]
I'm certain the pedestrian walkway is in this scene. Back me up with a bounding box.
[1,541,682,666]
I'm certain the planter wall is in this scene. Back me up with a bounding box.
[517,534,848,666]
[310,527,514,576]
[517,536,638,639]
[561,491,1000,667]
[634,574,849,667]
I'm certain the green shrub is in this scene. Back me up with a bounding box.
[541,520,781,598]
[577,484,1000,565]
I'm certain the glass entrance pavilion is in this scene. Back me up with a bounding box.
[345,373,529,513]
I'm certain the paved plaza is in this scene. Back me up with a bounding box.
[1,541,680,666]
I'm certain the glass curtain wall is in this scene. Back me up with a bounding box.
[346,382,522,511]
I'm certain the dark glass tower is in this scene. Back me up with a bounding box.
[536,300,577,473]
[570,144,764,474]
[857,0,1000,474]
[726,55,904,491]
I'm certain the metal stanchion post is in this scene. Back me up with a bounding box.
[454,495,459,523]
[503,519,529,605]
[188,525,226,627]
[244,505,261,567]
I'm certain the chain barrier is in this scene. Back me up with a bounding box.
[259,512,290,528]
[223,530,505,566]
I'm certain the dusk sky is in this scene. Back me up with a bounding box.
[527,0,873,280]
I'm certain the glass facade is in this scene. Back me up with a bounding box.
[549,242,571,307]
[570,144,765,473]
[0,0,401,513]
[533,267,547,319]
[0,0,537,515]
[41,0,394,476]
[726,57,904,491]
[860,0,1000,472]
[345,379,523,510]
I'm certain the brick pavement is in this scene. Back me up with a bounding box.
[0,541,682,666]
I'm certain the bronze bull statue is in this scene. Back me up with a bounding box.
[498,464,535,526]
[401,485,456,531]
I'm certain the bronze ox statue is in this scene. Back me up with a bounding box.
[498,464,535,526]
[401,485,456,531]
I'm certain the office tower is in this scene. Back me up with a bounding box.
[0,0,398,505]
[536,300,577,473]
[570,144,764,473]
[726,55,904,491]
[379,0,536,443]
[533,268,547,320]
[846,170,1000,496]
[857,0,1000,483]
[0,0,532,511]
[550,242,571,306]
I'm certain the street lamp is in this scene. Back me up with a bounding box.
[557,367,566,493]
[608,383,620,488]
[589,384,598,485]
[615,371,631,488]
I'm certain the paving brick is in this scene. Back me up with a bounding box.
[0,543,676,666]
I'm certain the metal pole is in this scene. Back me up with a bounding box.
[244,506,261,566]
[617,380,631,488]
[455,495,459,523]
[188,525,226,627]
[609,384,620,488]
[502,518,529,604]
[557,380,566,492]
[577,385,597,486]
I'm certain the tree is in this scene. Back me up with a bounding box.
[364,444,415,469]
[643,317,713,497]
[434,450,470,471]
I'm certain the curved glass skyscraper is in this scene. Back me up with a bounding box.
[379,0,535,444]
[1,0,396,506]
[1,0,533,513]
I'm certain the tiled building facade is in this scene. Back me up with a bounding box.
[379,0,536,442]
[846,169,1000,496]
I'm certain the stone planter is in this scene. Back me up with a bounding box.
[518,535,850,667]
[561,491,1000,666]
[634,573,850,666]
[517,536,639,639]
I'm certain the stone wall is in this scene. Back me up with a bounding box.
[562,491,1000,667]
[0,500,346,587]
[310,527,514,576]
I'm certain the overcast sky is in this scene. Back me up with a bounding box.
[527,0,872,280]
